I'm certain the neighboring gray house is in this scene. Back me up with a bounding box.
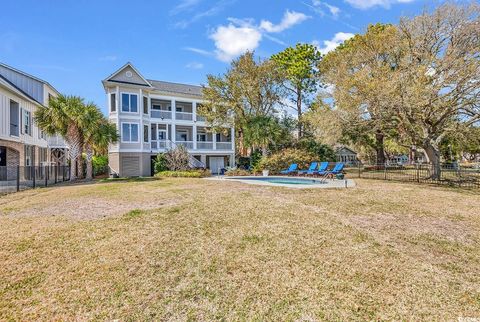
[336,146,358,166]
[0,63,67,180]
[103,62,235,177]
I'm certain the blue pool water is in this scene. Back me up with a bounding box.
[226,176,325,185]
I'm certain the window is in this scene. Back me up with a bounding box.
[22,110,32,135]
[143,125,149,143]
[121,123,139,142]
[158,130,167,141]
[24,145,34,166]
[39,147,48,165]
[121,93,138,113]
[110,93,116,112]
[197,133,207,142]
[176,106,183,112]
[143,96,148,114]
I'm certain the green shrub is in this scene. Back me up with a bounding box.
[93,155,109,176]
[155,169,211,178]
[153,153,168,174]
[297,138,336,161]
[257,148,317,174]
[224,168,251,176]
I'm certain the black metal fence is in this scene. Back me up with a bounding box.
[0,165,70,195]
[352,163,480,189]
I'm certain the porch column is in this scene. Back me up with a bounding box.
[213,130,217,150]
[171,99,176,120]
[171,123,176,146]
[230,127,235,151]
[192,102,197,122]
[193,125,197,150]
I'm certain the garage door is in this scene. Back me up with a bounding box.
[209,156,225,174]
[121,156,141,177]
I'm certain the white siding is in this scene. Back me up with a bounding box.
[0,86,48,147]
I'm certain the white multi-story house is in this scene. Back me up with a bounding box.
[0,63,68,180]
[103,63,235,177]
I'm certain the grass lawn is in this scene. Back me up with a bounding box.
[0,178,479,320]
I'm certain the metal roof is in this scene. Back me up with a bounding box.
[148,79,203,97]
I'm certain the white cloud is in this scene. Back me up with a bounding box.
[209,10,309,62]
[184,47,213,56]
[259,10,310,33]
[344,0,415,9]
[170,0,201,15]
[210,22,262,62]
[313,32,355,54]
[185,62,204,69]
[309,1,341,18]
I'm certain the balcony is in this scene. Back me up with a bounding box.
[151,140,171,150]
[151,110,172,119]
[47,135,67,148]
[197,141,214,150]
[175,112,193,121]
[216,142,233,150]
[175,141,194,149]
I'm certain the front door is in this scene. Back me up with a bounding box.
[0,147,6,180]
[209,156,225,174]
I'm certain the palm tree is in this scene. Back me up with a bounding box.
[83,104,118,180]
[35,95,85,181]
[244,115,283,156]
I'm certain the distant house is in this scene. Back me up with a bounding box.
[0,63,67,180]
[103,62,235,177]
[335,146,358,166]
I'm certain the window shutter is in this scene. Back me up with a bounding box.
[20,108,23,134]
[29,112,32,135]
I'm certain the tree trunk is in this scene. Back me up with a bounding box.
[66,125,81,181]
[424,140,442,180]
[85,144,93,181]
[261,145,267,157]
[77,145,84,179]
[375,131,386,165]
[296,90,303,138]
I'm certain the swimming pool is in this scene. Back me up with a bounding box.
[216,176,355,189]
[226,176,325,185]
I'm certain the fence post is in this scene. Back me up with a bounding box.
[16,165,20,192]
[358,162,361,178]
[416,164,420,183]
[55,165,58,184]
[384,164,387,180]
[45,165,48,187]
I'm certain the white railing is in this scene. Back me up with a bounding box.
[196,116,206,122]
[47,135,67,148]
[197,142,214,150]
[151,140,171,150]
[175,141,194,149]
[216,142,232,150]
[175,112,193,121]
[151,110,172,119]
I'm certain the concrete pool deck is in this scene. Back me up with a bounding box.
[206,176,356,189]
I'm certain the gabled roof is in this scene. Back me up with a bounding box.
[0,74,42,106]
[335,145,358,155]
[103,62,153,88]
[0,62,60,95]
[148,79,203,97]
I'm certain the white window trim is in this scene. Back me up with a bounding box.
[121,122,140,143]
[143,124,149,143]
[110,92,117,113]
[120,92,139,114]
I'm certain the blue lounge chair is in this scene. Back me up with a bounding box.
[280,163,298,175]
[309,161,329,176]
[298,162,318,175]
[317,162,344,179]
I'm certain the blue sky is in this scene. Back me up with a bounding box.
[0,0,446,113]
